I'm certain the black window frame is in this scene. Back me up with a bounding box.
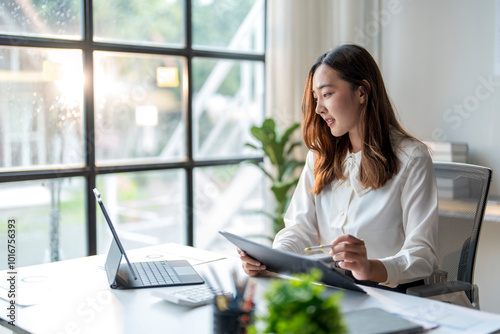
[0,0,266,256]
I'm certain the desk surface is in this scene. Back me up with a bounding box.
[1,243,500,334]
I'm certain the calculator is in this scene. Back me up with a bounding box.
[153,284,232,307]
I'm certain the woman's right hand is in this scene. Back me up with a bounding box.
[237,248,268,276]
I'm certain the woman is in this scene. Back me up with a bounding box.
[239,44,438,292]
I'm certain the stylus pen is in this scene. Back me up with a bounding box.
[304,244,333,252]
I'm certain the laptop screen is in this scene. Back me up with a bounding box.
[94,188,137,281]
[105,237,123,288]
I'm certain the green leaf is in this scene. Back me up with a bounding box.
[262,118,276,131]
[271,178,300,202]
[244,143,260,150]
[251,127,271,144]
[281,161,304,179]
[280,123,300,146]
[263,141,283,166]
[250,269,347,334]
[286,142,303,156]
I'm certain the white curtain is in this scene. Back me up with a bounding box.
[266,0,381,134]
[262,0,382,235]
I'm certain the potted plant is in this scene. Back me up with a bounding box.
[245,118,305,238]
[248,269,346,334]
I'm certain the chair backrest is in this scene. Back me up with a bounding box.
[433,162,492,293]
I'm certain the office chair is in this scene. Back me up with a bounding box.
[407,162,492,309]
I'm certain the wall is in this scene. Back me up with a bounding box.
[378,0,500,314]
[380,0,500,197]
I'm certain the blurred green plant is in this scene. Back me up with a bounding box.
[245,118,304,238]
[249,269,346,334]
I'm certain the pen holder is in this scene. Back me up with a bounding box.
[213,302,253,334]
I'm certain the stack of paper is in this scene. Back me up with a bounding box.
[436,175,470,199]
[423,141,470,199]
[423,141,468,163]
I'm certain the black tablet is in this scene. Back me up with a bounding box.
[219,231,366,294]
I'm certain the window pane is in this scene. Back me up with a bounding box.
[192,58,264,160]
[0,0,82,39]
[94,52,186,164]
[96,169,186,254]
[0,177,86,269]
[0,46,84,171]
[194,164,270,253]
[93,0,184,47]
[192,0,265,53]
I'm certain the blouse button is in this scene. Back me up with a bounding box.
[340,211,345,217]
[347,182,351,188]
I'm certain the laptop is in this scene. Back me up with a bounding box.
[94,188,205,289]
[219,230,366,294]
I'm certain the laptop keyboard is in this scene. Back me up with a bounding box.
[134,261,181,286]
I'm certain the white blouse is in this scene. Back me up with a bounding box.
[272,134,439,288]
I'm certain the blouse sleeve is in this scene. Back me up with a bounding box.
[379,143,439,287]
[272,151,320,254]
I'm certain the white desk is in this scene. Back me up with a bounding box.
[1,243,500,334]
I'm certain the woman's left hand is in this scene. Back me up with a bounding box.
[329,234,387,282]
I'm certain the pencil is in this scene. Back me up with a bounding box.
[304,244,333,252]
[243,280,255,312]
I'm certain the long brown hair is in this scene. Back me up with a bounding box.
[302,44,414,195]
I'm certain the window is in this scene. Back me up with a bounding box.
[0,0,266,269]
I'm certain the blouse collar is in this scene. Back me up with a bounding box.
[331,150,372,197]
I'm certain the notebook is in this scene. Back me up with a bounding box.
[219,230,366,294]
[94,188,205,289]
